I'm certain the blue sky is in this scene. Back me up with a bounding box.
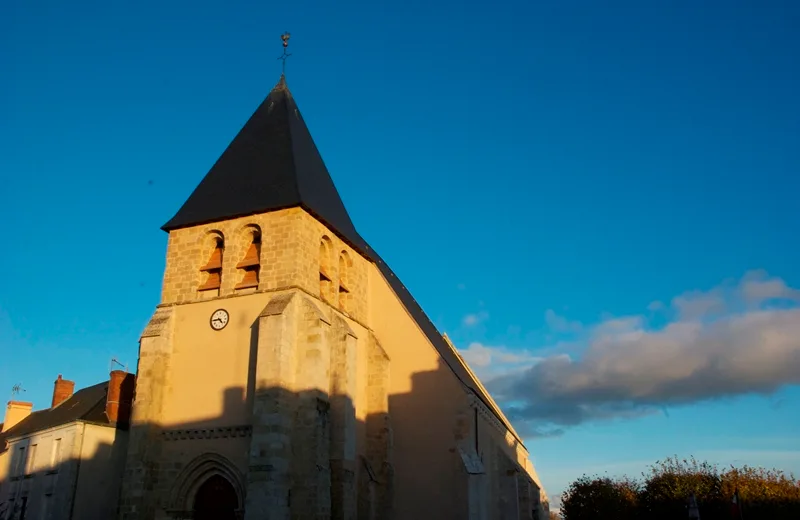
[2,0,799,507]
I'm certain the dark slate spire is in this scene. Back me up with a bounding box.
[162,75,368,255]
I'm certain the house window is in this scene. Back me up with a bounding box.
[13,446,26,477]
[40,496,50,520]
[50,439,62,467]
[27,444,37,474]
[474,408,480,456]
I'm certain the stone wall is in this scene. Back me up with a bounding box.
[161,209,304,304]
[291,296,333,519]
[244,293,298,519]
[329,316,357,520]
[292,212,369,324]
[160,209,369,324]
[360,332,393,520]
[516,473,533,520]
[117,306,175,520]
[243,292,364,520]
[450,394,545,520]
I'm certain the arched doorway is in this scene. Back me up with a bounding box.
[193,474,238,520]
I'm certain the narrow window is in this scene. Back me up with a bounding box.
[338,251,352,312]
[50,439,62,467]
[40,496,50,520]
[27,444,37,474]
[14,446,26,476]
[235,229,261,289]
[198,236,224,291]
[319,237,333,301]
[474,408,480,456]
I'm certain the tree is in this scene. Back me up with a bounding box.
[560,456,800,520]
[639,457,724,519]
[561,475,638,520]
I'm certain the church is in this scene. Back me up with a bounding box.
[115,68,549,520]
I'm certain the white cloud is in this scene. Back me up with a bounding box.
[469,271,800,432]
[740,270,800,303]
[671,290,727,320]
[459,342,494,367]
[669,270,800,321]
[462,310,489,327]
[593,315,642,336]
[459,342,542,382]
[545,309,583,333]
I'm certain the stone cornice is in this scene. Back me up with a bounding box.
[156,285,371,331]
[162,425,252,441]
[141,307,173,338]
[468,392,506,437]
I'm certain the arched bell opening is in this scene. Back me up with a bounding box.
[235,225,261,290]
[319,235,333,301]
[199,232,224,293]
[338,250,353,312]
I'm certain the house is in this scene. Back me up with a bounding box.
[0,371,134,520]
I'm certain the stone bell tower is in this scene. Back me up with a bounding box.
[116,72,385,520]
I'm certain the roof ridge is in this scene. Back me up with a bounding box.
[280,77,302,213]
[273,74,288,91]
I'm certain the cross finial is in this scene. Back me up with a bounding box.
[278,32,292,75]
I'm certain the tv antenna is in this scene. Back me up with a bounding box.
[110,357,128,373]
[11,383,26,399]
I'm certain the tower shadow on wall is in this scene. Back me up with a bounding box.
[386,359,544,520]
[386,360,472,519]
[115,355,487,519]
[116,384,381,520]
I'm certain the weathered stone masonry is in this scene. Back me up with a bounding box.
[118,307,175,520]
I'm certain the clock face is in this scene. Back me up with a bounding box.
[210,309,229,331]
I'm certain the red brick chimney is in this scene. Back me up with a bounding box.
[106,370,135,424]
[51,374,75,408]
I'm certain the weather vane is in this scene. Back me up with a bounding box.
[278,32,291,75]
